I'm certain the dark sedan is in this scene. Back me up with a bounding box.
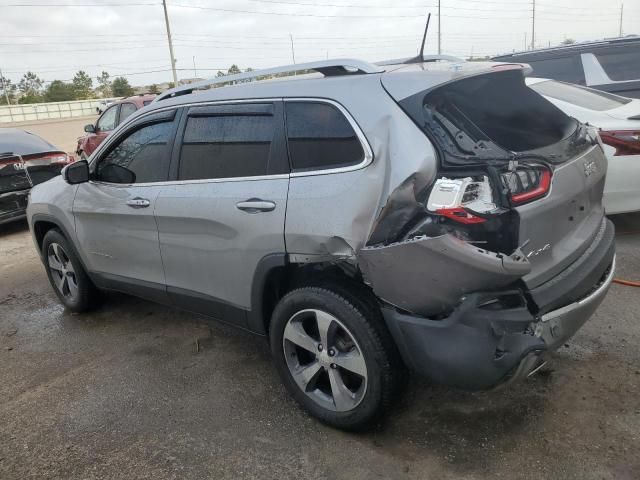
[0,128,73,225]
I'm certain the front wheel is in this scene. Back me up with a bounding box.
[270,285,404,430]
[42,229,99,312]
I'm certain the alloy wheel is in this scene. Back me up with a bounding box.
[283,309,368,412]
[47,243,79,301]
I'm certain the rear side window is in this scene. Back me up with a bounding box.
[179,114,275,180]
[530,80,631,111]
[96,121,174,183]
[594,49,640,81]
[527,56,585,85]
[285,102,364,171]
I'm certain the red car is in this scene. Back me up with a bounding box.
[76,94,156,159]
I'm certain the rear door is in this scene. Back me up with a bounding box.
[73,108,181,300]
[154,101,289,327]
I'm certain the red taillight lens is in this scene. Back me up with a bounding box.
[599,130,640,156]
[503,166,552,205]
[436,207,487,224]
[23,152,71,165]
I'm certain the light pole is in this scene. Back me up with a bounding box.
[162,0,178,85]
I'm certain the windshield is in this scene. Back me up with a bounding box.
[529,80,632,111]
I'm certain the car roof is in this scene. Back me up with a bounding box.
[493,35,640,60]
[0,128,60,156]
[118,94,156,108]
[142,58,526,113]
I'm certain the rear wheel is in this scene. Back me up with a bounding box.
[270,285,403,430]
[42,229,98,312]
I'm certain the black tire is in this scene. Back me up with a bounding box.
[270,284,404,430]
[42,229,99,313]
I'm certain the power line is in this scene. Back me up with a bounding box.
[167,3,423,18]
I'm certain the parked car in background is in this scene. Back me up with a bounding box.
[1,128,72,225]
[78,94,156,159]
[96,99,115,114]
[527,77,640,214]
[494,36,640,98]
[28,59,615,430]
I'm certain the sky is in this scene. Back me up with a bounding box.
[0,0,638,88]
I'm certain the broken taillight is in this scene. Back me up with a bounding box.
[503,166,552,205]
[435,207,487,224]
[599,130,640,156]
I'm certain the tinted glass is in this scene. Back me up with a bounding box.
[97,105,118,131]
[527,56,585,85]
[531,80,631,111]
[595,49,640,81]
[119,103,137,123]
[96,121,173,183]
[285,102,364,171]
[179,114,274,180]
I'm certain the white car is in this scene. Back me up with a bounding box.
[527,77,640,214]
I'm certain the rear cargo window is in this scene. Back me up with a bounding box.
[419,70,577,154]
[526,56,585,85]
[530,80,631,111]
[285,102,364,171]
[595,49,640,81]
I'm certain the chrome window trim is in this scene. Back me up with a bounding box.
[284,97,374,178]
[90,96,373,187]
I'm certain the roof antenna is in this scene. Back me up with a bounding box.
[405,13,431,64]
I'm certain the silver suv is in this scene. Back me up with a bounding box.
[27,58,616,430]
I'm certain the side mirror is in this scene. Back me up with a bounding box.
[62,160,89,185]
[84,124,96,133]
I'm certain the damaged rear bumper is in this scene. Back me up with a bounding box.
[381,255,616,391]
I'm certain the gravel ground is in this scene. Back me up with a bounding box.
[0,213,638,480]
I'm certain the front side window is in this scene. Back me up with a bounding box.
[96,121,173,184]
[178,113,275,180]
[285,102,364,171]
[530,80,631,111]
[97,105,118,131]
[119,103,137,124]
[527,56,586,85]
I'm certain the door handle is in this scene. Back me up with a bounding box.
[126,197,150,208]
[236,199,276,213]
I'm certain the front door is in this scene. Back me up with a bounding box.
[86,104,119,155]
[73,109,181,301]
[154,102,289,327]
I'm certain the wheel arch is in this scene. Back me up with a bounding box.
[248,254,376,336]
[31,214,90,274]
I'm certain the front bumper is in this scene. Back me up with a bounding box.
[382,221,616,391]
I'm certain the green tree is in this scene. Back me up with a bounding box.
[72,70,93,99]
[227,64,241,75]
[17,72,44,104]
[111,77,134,97]
[96,71,111,97]
[561,38,576,45]
[149,84,160,94]
[0,76,16,105]
[45,80,76,102]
